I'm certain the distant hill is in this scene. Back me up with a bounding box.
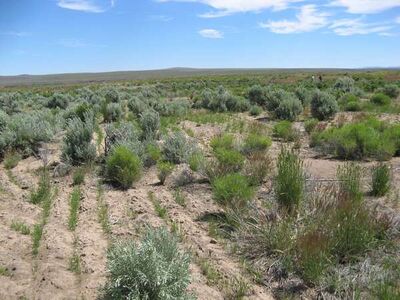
[0,67,398,87]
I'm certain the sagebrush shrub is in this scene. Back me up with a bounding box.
[248,85,266,106]
[62,114,96,165]
[0,110,9,132]
[106,145,142,189]
[104,88,120,103]
[275,148,305,213]
[371,164,390,197]
[101,227,193,300]
[127,96,148,117]
[311,90,338,120]
[249,105,263,116]
[212,173,254,209]
[47,93,71,109]
[163,131,196,164]
[104,121,143,157]
[275,96,303,121]
[103,102,123,122]
[334,76,355,93]
[295,86,311,106]
[140,109,160,140]
[377,84,400,98]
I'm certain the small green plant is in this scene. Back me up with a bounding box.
[249,105,263,116]
[148,192,167,219]
[273,121,298,142]
[32,224,43,256]
[371,164,390,197]
[3,152,21,169]
[146,143,161,165]
[30,171,51,205]
[68,187,81,231]
[97,183,111,234]
[68,253,81,274]
[0,266,10,277]
[106,145,142,189]
[10,220,30,235]
[210,134,235,150]
[188,151,204,172]
[214,148,245,174]
[275,148,305,213]
[173,189,187,207]
[72,168,85,186]
[157,160,174,184]
[198,258,222,286]
[101,227,192,299]
[212,173,254,209]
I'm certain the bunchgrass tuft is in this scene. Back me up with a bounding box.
[10,220,30,235]
[371,163,390,197]
[68,187,81,231]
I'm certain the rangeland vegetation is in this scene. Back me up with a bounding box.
[1,70,400,299]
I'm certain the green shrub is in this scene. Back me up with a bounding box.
[163,131,196,164]
[371,93,391,106]
[377,84,400,98]
[72,168,85,186]
[140,109,160,139]
[311,118,400,160]
[210,134,235,150]
[62,115,96,165]
[242,134,271,154]
[157,161,174,184]
[188,151,204,172]
[275,148,305,213]
[345,101,362,111]
[304,118,318,134]
[273,121,297,142]
[214,148,245,174]
[249,105,263,116]
[3,152,21,169]
[274,96,303,121]
[212,173,254,209]
[145,143,161,165]
[311,90,339,120]
[371,164,390,197]
[106,145,142,189]
[248,85,267,106]
[101,227,192,300]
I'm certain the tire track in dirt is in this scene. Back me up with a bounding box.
[32,182,79,300]
[145,167,274,300]
[76,174,108,299]
[0,165,41,299]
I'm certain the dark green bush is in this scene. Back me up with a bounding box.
[214,147,245,174]
[248,85,266,106]
[345,101,362,111]
[242,133,271,154]
[371,164,390,196]
[106,145,142,189]
[212,173,254,209]
[275,148,305,213]
[102,227,192,300]
[311,90,339,120]
[370,93,391,106]
[377,84,400,98]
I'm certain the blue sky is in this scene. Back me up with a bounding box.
[0,0,399,75]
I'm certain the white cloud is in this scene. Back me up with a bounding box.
[0,31,30,37]
[330,0,400,14]
[198,29,223,38]
[260,5,328,34]
[330,18,392,35]
[396,16,400,24]
[158,0,303,18]
[57,0,114,13]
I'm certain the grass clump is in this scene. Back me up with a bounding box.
[30,171,51,205]
[68,187,81,231]
[304,118,319,134]
[212,173,254,209]
[337,162,363,201]
[242,133,271,154]
[105,145,142,189]
[101,227,193,300]
[173,189,187,207]
[214,147,245,174]
[210,134,235,150]
[371,93,391,106]
[148,192,167,219]
[275,148,305,213]
[32,224,43,256]
[68,253,81,274]
[371,163,391,197]
[0,266,10,277]
[3,152,21,169]
[249,105,263,116]
[10,221,31,235]
[273,121,298,142]
[188,151,204,172]
[72,167,85,186]
[157,160,174,184]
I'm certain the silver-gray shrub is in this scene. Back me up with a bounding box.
[104,102,123,122]
[104,121,144,158]
[127,96,149,117]
[46,93,72,109]
[274,94,303,121]
[334,76,355,93]
[101,227,193,300]
[0,109,9,132]
[0,92,21,114]
[163,131,197,164]
[140,109,160,140]
[0,110,55,156]
[311,90,339,121]
[61,113,96,165]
